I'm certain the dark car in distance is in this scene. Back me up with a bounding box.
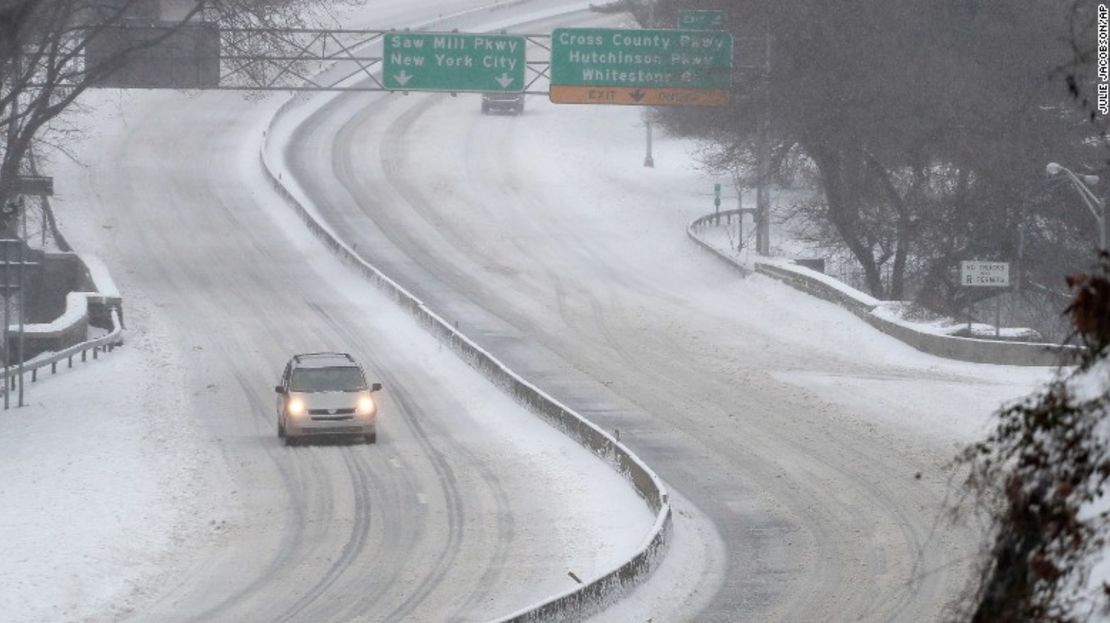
[481,92,524,115]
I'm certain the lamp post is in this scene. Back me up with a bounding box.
[1046,162,1107,252]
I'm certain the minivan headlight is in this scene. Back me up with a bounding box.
[356,394,375,416]
[287,397,307,417]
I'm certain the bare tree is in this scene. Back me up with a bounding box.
[650,0,1095,322]
[0,0,341,230]
[0,1,209,221]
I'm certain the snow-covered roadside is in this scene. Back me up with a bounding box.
[1065,357,1110,620]
[0,4,659,622]
[299,83,1043,618]
[697,223,1048,340]
[0,294,223,622]
[0,83,229,623]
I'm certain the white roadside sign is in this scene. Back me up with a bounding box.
[961,261,1010,287]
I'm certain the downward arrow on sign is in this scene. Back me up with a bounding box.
[630,89,646,102]
[495,73,514,88]
[394,70,412,86]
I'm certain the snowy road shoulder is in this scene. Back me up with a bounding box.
[0,296,228,622]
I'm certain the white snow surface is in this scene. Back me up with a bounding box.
[1,2,1088,622]
[699,226,1047,341]
[1068,355,1110,621]
[758,255,884,308]
[1,2,659,622]
[81,254,121,299]
[0,298,199,622]
[279,67,1060,618]
[6,90,653,623]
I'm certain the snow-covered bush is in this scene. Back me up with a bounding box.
[955,254,1110,621]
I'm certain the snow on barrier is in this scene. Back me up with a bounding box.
[261,99,671,621]
[689,210,1077,367]
[6,252,124,365]
[1,307,124,392]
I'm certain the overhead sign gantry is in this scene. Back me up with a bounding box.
[85,23,738,108]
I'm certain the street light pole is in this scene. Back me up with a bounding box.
[1046,162,1107,252]
[643,0,656,168]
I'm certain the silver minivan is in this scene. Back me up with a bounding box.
[275,352,381,446]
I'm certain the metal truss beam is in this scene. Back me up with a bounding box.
[214,28,553,94]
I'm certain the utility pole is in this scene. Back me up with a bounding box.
[17,237,25,407]
[643,0,656,168]
[2,240,9,410]
[755,30,772,255]
[4,48,18,410]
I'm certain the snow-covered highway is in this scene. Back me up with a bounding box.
[0,0,1063,621]
[281,6,1058,623]
[3,2,663,622]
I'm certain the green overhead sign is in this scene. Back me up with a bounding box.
[677,10,725,31]
[383,32,526,92]
[550,28,733,91]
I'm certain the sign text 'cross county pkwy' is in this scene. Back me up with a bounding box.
[383,32,526,92]
[550,28,733,107]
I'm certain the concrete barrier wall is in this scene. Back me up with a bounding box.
[11,253,123,361]
[77,254,124,329]
[39,253,82,320]
[858,312,1073,366]
[15,292,90,359]
[754,261,877,317]
[261,120,672,620]
[686,212,753,279]
[689,211,1077,367]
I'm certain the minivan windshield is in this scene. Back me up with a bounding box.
[290,367,367,392]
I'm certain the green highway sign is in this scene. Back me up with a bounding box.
[677,10,725,30]
[383,32,526,92]
[550,28,733,106]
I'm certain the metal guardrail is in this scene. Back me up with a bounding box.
[0,308,124,394]
[263,99,672,621]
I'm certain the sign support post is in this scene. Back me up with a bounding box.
[996,295,1001,338]
[3,241,9,410]
[736,184,744,250]
[713,183,721,223]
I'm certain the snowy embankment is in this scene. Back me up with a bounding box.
[689,211,1075,366]
[1066,356,1110,619]
[0,293,204,622]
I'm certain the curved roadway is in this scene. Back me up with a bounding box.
[281,6,1055,622]
[47,1,657,622]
